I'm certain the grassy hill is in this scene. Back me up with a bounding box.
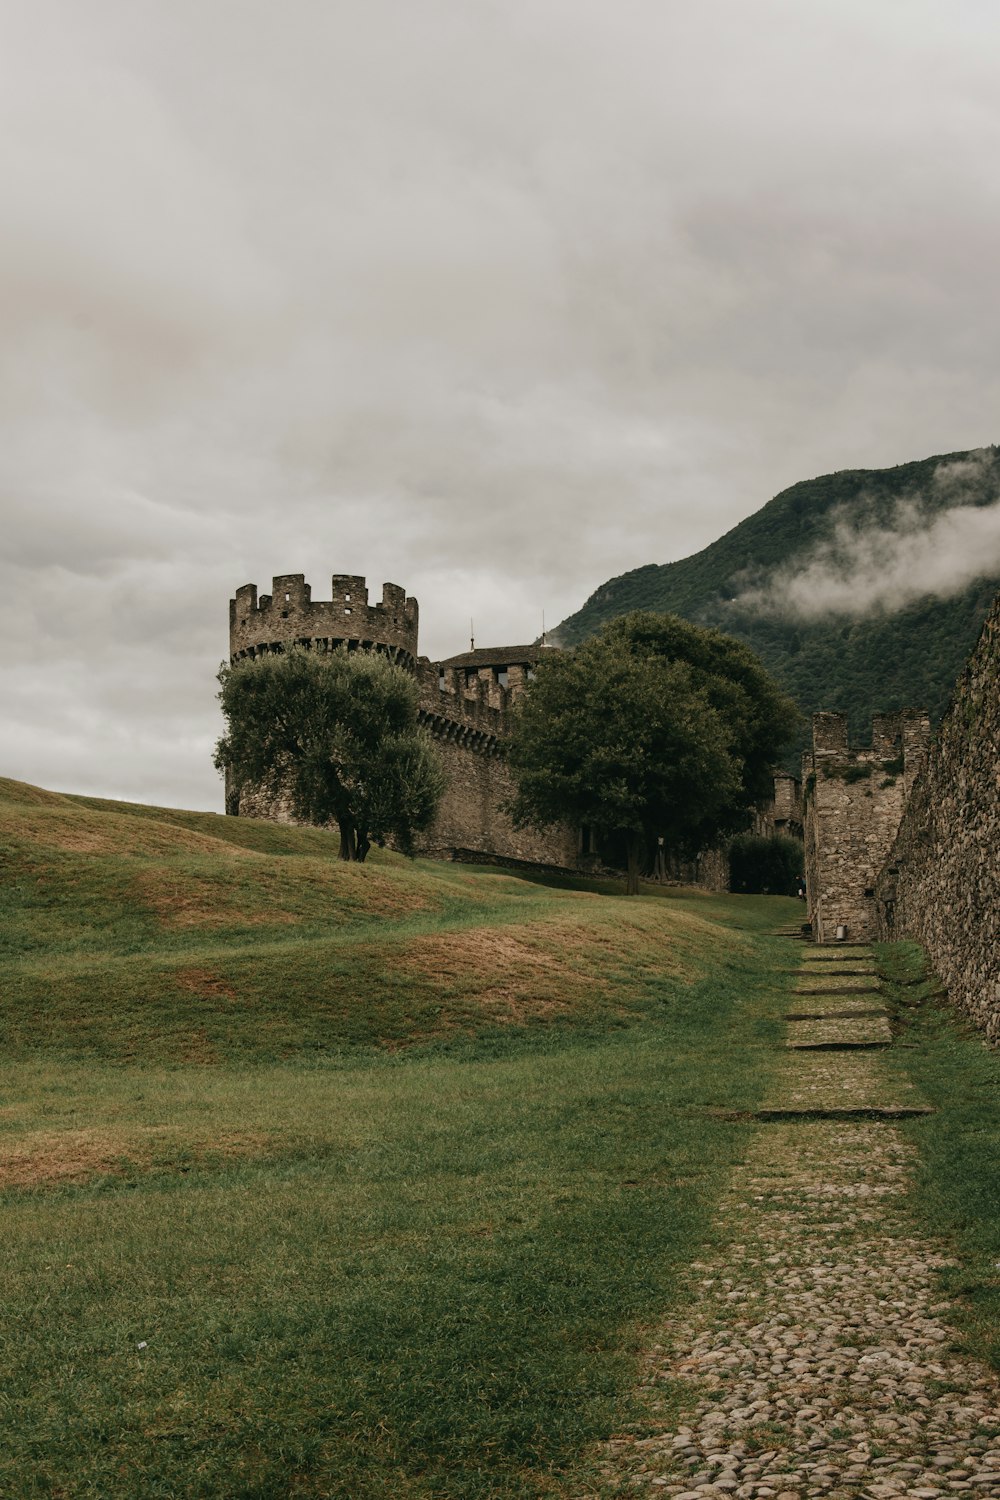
[0,775,798,1497]
[557,448,1000,751]
[0,775,778,1062]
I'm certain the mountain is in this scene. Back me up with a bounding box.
[557,448,1000,761]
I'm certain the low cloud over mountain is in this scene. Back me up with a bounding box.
[736,452,1000,621]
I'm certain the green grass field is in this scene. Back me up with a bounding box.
[0,776,798,1496]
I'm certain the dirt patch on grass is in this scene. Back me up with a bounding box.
[0,1127,274,1188]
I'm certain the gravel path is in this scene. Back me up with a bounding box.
[593,945,1000,1499]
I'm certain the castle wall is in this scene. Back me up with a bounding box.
[413,665,577,865]
[665,845,730,892]
[418,736,578,866]
[803,710,929,944]
[874,597,1000,1042]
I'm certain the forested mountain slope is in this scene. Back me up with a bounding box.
[558,448,1000,752]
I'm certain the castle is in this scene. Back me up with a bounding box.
[228,571,581,868]
[228,570,1000,1042]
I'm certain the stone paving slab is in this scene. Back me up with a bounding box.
[786,1016,892,1049]
[760,1053,920,1115]
[804,950,876,961]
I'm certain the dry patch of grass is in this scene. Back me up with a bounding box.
[399,907,737,1027]
[0,1126,272,1189]
[134,856,433,929]
[176,967,242,1002]
[133,870,298,929]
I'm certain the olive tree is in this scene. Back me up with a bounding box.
[215,646,444,861]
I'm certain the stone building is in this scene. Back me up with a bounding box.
[228,571,580,868]
[802,710,930,944]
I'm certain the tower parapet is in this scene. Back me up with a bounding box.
[230,574,419,667]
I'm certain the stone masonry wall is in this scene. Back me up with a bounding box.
[420,736,579,866]
[803,710,930,944]
[875,597,1000,1042]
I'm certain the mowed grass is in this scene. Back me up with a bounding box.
[878,942,1000,1372]
[0,777,799,1497]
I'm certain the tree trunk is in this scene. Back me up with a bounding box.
[338,820,357,861]
[356,830,371,863]
[625,835,642,896]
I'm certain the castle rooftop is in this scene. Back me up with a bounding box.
[437,644,554,669]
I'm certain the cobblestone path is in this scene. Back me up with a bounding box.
[594,944,1000,1499]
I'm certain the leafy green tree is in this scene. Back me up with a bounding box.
[215,647,444,861]
[507,612,800,894]
[600,613,802,850]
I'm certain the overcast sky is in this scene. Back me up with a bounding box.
[3,0,999,810]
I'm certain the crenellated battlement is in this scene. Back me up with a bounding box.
[413,659,515,753]
[230,573,419,667]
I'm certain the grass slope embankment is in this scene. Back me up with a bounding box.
[0,777,799,1498]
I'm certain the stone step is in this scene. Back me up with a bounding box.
[786,1007,888,1021]
[787,1038,888,1051]
[750,1105,934,1121]
[794,985,882,997]
[780,968,875,977]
